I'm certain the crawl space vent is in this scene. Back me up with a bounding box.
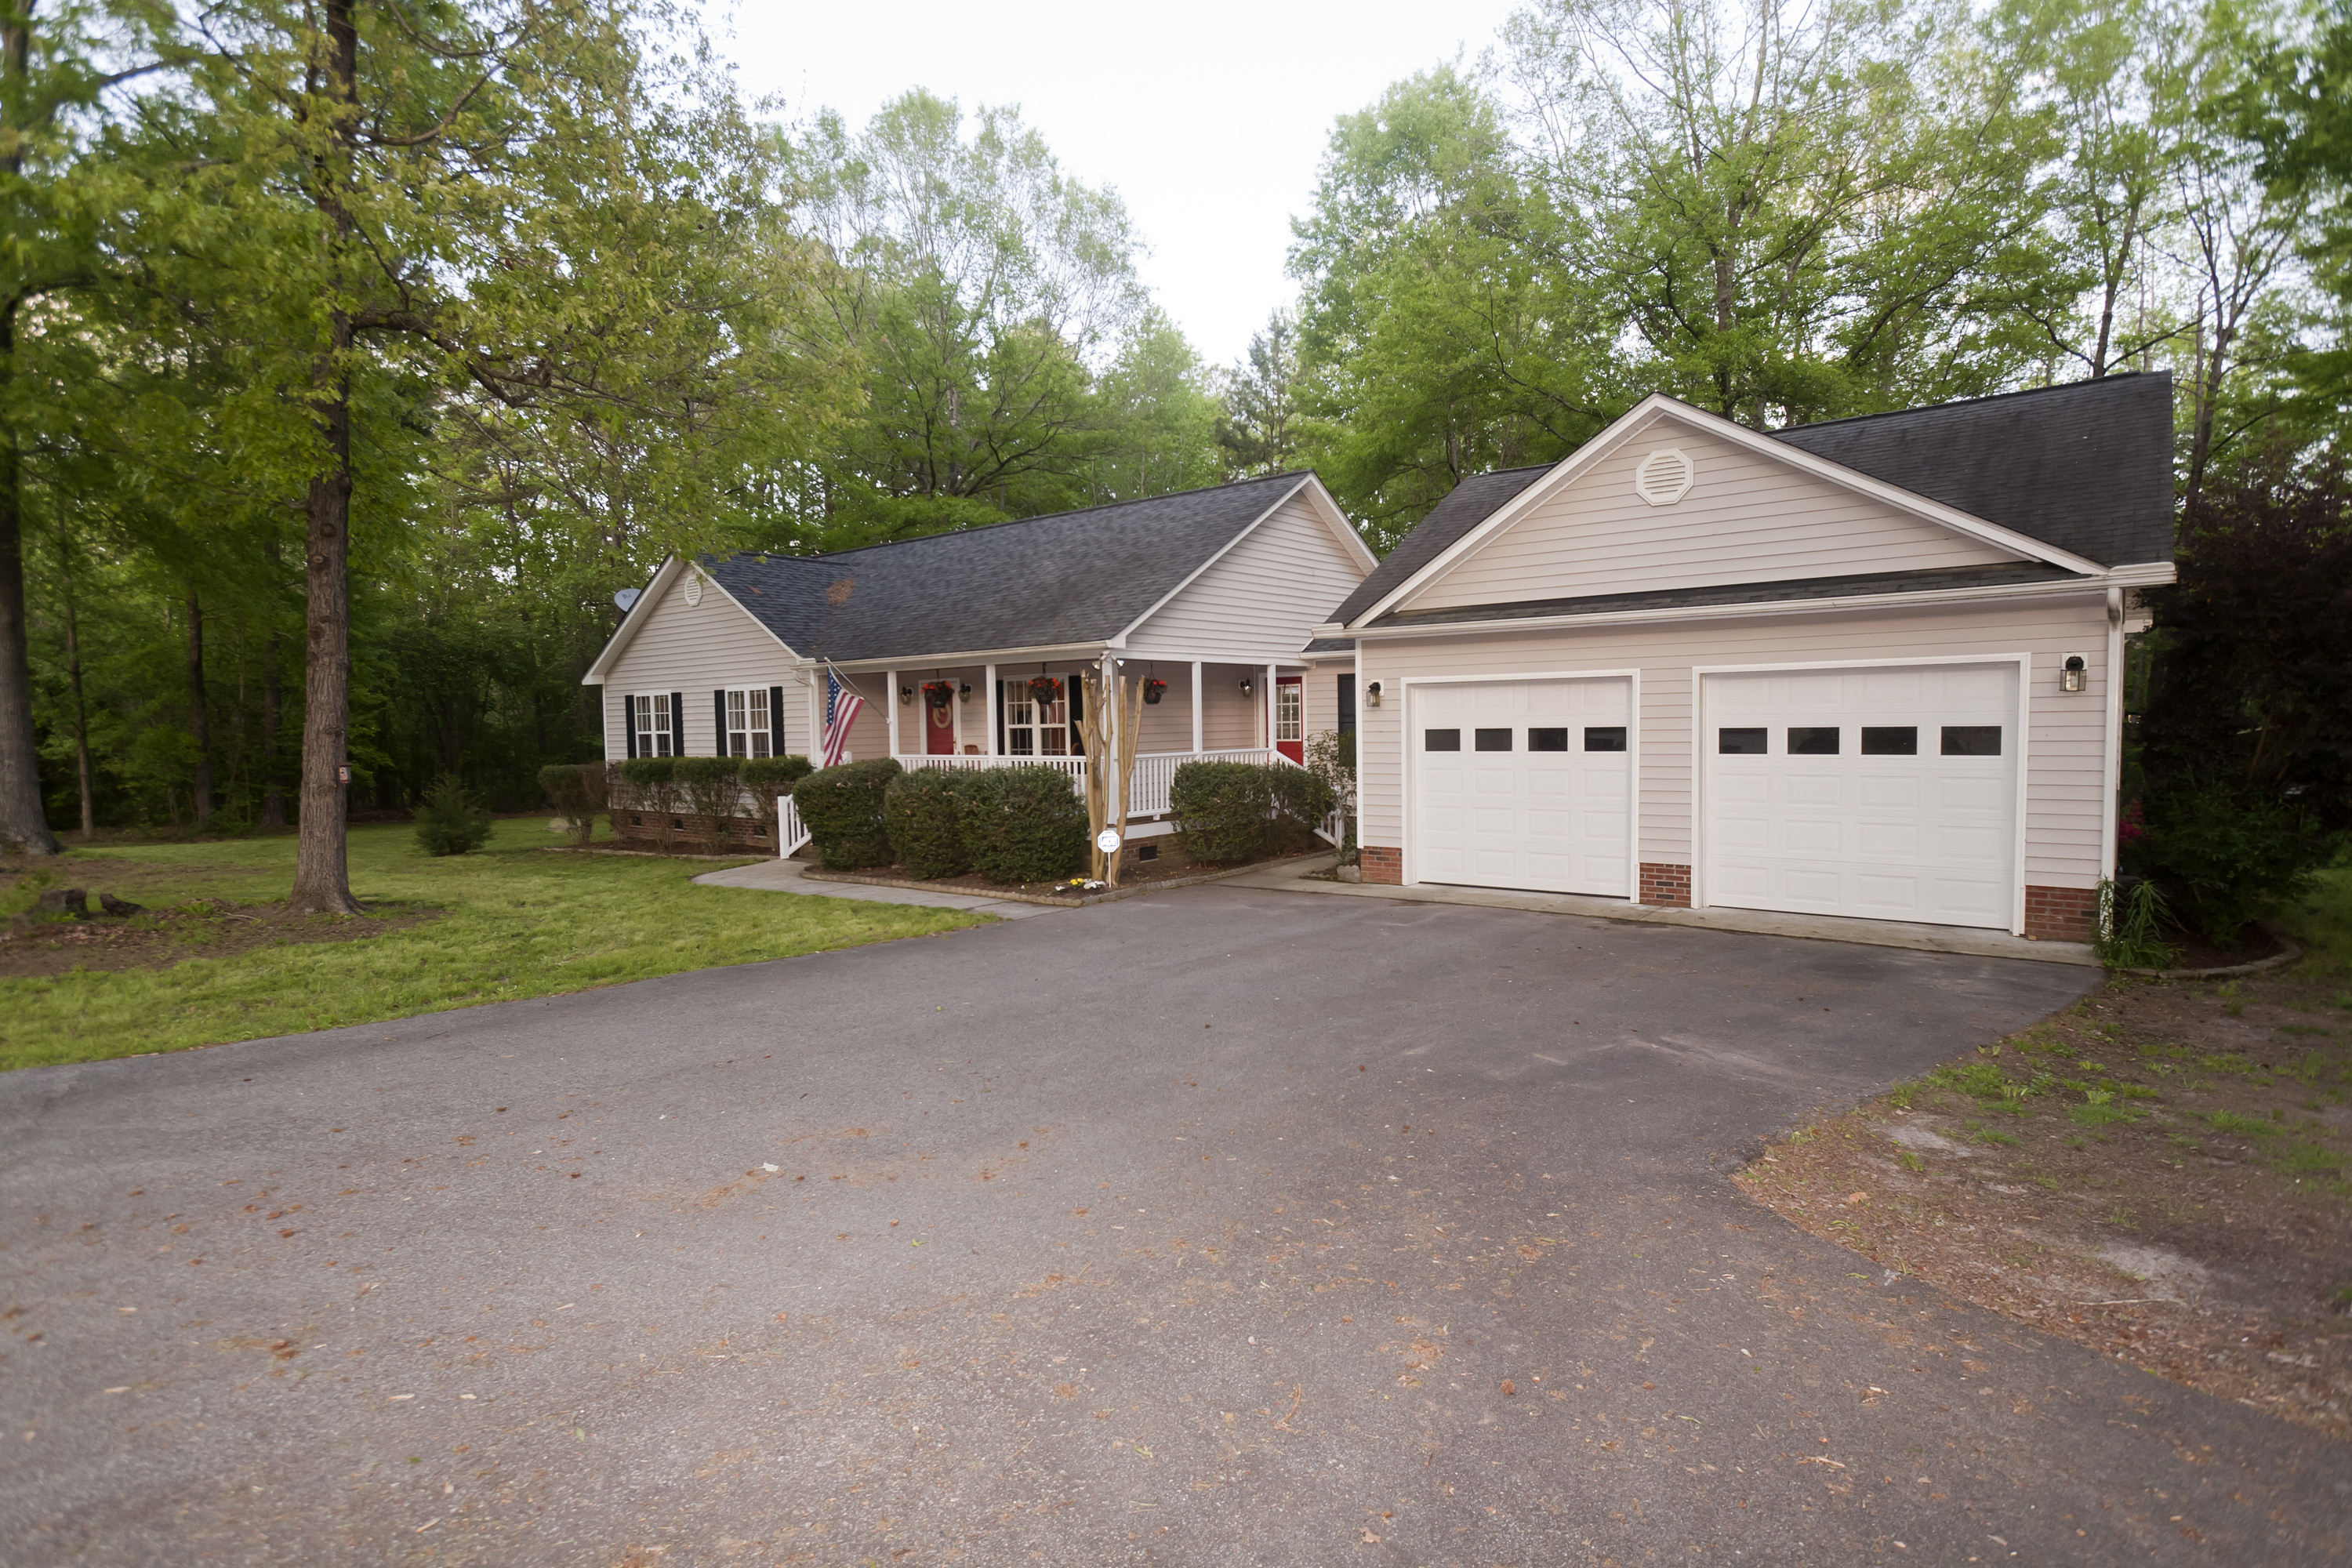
[1633,448,1695,506]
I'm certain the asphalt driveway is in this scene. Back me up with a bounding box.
[4,886,2347,1565]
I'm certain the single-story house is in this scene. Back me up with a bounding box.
[1311,375,2176,942]
[581,473,1374,851]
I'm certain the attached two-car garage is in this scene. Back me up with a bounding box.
[1409,662,2023,930]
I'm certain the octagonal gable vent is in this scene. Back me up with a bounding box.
[1633,447,1695,506]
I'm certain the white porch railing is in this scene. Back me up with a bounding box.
[778,794,810,857]
[895,749,1285,818]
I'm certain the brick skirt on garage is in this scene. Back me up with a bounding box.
[2024,885,2097,942]
[1359,847,1403,884]
[1639,863,1693,907]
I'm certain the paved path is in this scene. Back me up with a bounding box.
[5,887,2346,1565]
[692,856,1067,917]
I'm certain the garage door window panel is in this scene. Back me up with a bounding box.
[1719,728,1768,754]
[1861,726,1918,755]
[1529,728,1569,752]
[1584,726,1628,752]
[1788,726,1841,755]
[1475,728,1513,752]
[1425,728,1462,751]
[1942,725,2002,756]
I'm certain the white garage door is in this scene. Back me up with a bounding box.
[1413,678,1632,896]
[1702,663,2019,929]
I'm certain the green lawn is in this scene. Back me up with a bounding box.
[2276,863,2352,978]
[0,821,983,1073]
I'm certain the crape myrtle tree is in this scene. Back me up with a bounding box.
[159,0,845,913]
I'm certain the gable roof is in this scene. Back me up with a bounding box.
[594,474,1360,674]
[1769,372,2176,568]
[1324,375,2177,632]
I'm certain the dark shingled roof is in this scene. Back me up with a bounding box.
[695,474,1311,663]
[1769,372,2176,568]
[1323,466,1552,628]
[1333,375,2175,629]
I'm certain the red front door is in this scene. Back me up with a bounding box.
[925,691,958,754]
[1275,676,1304,763]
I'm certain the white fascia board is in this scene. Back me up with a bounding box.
[1348,394,2106,628]
[1110,476,1314,646]
[1348,571,2117,641]
[1297,474,1380,573]
[824,640,1111,673]
[579,556,801,685]
[580,556,680,685]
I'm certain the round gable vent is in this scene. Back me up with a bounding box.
[1634,447,1695,506]
[681,569,705,607]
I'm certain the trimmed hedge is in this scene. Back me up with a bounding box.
[1168,760,1274,862]
[959,766,1087,884]
[884,769,976,880]
[796,757,903,869]
[1171,760,1337,862]
[537,760,609,846]
[740,755,814,800]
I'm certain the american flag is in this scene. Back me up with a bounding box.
[819,665,863,768]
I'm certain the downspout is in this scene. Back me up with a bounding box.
[2099,587,2126,902]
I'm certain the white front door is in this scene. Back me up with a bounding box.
[1701,663,2019,929]
[1411,678,1632,896]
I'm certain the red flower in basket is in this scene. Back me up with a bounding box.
[1028,675,1062,704]
[1142,677,1167,704]
[922,681,956,710]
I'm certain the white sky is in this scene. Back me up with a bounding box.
[720,0,1526,369]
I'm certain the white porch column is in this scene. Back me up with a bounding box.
[1264,663,1276,750]
[886,669,900,758]
[1190,661,1203,753]
[805,670,822,761]
[984,663,997,756]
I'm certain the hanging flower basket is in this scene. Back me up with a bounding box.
[1028,675,1062,705]
[922,681,956,710]
[1142,677,1167,705]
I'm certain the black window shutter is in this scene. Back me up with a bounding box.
[769,686,786,756]
[624,693,637,759]
[714,690,729,757]
[670,691,685,758]
[1338,673,1356,734]
[996,682,1006,755]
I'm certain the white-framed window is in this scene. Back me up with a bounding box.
[1004,676,1070,756]
[632,692,674,757]
[724,687,772,758]
[1275,682,1302,744]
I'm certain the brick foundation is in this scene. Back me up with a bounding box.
[2023,884,2098,942]
[1359,846,1403,884]
[1639,862,1693,907]
[612,810,773,851]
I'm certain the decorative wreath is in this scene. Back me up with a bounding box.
[1142,677,1167,705]
[921,681,956,710]
[1028,675,1062,704]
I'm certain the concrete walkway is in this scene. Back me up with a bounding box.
[691,855,1066,918]
[1223,851,2100,967]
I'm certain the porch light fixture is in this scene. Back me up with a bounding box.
[2060,655,2088,693]
[899,685,914,706]
[958,682,973,703]
[1366,681,1382,708]
[1238,676,1254,697]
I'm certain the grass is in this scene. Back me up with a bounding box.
[2276,865,2352,977]
[0,820,983,1073]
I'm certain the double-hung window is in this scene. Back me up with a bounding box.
[723,688,772,757]
[1274,683,1301,745]
[1003,678,1070,756]
[633,692,675,757]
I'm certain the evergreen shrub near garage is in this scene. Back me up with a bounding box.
[796,757,902,869]
[884,768,976,880]
[1265,764,1338,853]
[1169,760,1273,862]
[957,766,1087,884]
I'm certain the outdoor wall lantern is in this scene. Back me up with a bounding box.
[2060,655,2088,693]
[1238,676,1254,697]
[899,685,914,706]
[1366,681,1383,708]
[958,682,973,703]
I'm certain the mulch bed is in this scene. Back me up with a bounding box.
[808,836,1324,902]
[1737,966,2352,1439]
[0,899,438,979]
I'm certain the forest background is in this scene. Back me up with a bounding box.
[5,0,2347,898]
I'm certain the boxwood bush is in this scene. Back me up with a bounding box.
[884,769,976,880]
[795,757,902,869]
[1169,760,1274,862]
[1267,764,1339,852]
[536,760,610,846]
[958,766,1086,884]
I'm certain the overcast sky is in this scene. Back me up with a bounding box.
[720,0,1525,370]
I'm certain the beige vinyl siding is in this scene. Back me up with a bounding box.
[1129,670,1194,753]
[1301,656,1352,739]
[599,575,808,760]
[1357,593,2113,890]
[1126,495,1367,662]
[1401,414,2018,615]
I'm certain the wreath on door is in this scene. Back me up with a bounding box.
[921,681,956,710]
[1028,675,1062,705]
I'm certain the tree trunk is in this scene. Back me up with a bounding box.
[185,590,212,828]
[0,12,57,855]
[288,0,363,914]
[56,521,93,837]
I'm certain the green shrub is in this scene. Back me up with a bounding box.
[536,761,609,847]
[673,757,745,855]
[1170,760,1273,862]
[884,769,976,880]
[2094,877,2177,970]
[413,774,494,856]
[741,755,815,846]
[2139,785,2343,946]
[958,766,1086,884]
[795,757,902,869]
[1267,764,1338,853]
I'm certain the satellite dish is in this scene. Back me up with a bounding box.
[613,587,641,612]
